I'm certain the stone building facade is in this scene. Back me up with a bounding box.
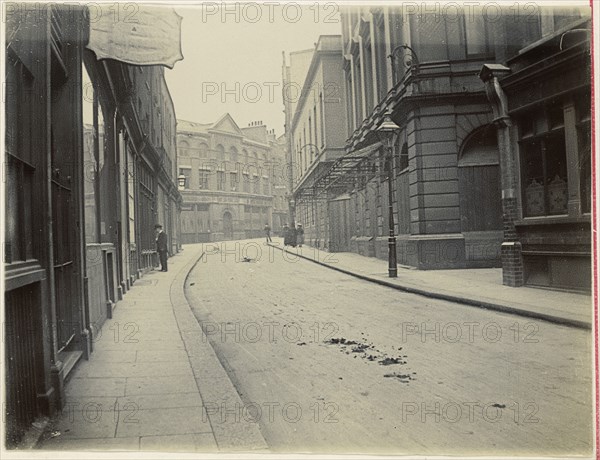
[479,7,591,291]
[298,5,591,291]
[283,35,348,248]
[4,4,181,446]
[177,115,288,243]
[314,6,507,269]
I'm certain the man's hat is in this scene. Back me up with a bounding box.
[155,224,163,229]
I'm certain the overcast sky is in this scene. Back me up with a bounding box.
[165,3,342,137]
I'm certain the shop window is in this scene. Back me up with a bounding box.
[82,61,105,244]
[520,106,568,217]
[5,52,35,263]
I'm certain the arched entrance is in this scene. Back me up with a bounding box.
[223,211,234,240]
[458,126,502,232]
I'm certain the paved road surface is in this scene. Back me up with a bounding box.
[185,240,593,456]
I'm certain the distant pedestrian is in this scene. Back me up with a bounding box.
[283,223,290,247]
[289,224,297,248]
[155,224,168,272]
[296,224,304,247]
[264,223,272,243]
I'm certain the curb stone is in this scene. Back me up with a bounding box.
[269,244,591,330]
[171,250,270,452]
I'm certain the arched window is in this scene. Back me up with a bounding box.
[198,143,209,158]
[216,144,225,161]
[230,146,238,164]
[458,126,498,166]
[179,139,190,156]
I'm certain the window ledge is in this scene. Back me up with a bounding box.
[515,215,590,227]
[5,260,46,291]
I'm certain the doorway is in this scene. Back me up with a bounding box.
[223,211,234,240]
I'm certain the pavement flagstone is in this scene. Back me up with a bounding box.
[37,247,268,454]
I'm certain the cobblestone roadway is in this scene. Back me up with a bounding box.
[185,240,593,456]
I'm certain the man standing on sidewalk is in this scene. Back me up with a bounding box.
[264,222,272,243]
[155,224,168,272]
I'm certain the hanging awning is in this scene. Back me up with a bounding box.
[295,141,383,202]
[87,5,183,68]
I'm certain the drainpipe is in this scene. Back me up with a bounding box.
[46,8,64,409]
[479,64,524,287]
[102,61,125,300]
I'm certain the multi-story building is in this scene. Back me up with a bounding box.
[283,35,347,248]
[479,7,592,291]
[303,5,591,291]
[4,4,182,446]
[177,115,288,243]
[271,134,291,234]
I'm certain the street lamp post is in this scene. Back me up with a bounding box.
[388,44,420,85]
[288,197,296,227]
[375,113,400,278]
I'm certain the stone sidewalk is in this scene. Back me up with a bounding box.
[37,246,268,453]
[270,239,593,329]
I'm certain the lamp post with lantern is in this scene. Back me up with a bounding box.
[375,112,400,278]
[177,174,186,191]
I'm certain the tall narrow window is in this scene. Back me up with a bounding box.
[217,171,225,191]
[345,65,354,135]
[308,117,313,163]
[354,56,363,126]
[363,37,374,111]
[520,104,568,217]
[198,169,209,189]
[313,105,318,148]
[319,92,325,147]
[374,11,388,100]
[464,9,491,57]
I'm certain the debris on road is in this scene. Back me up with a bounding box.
[324,336,412,379]
[378,357,407,366]
[383,372,416,383]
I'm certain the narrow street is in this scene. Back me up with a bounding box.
[185,240,593,456]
